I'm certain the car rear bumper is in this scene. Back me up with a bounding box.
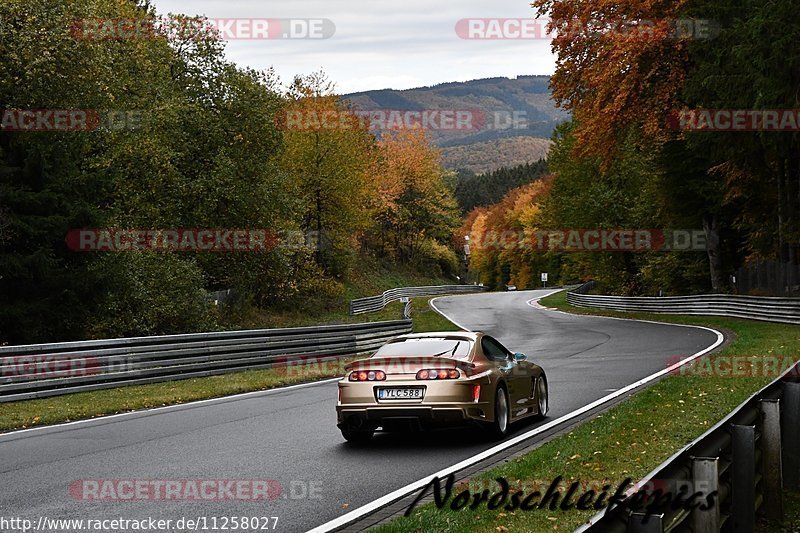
[336,402,493,430]
[336,375,495,430]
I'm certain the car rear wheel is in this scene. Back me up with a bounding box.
[341,428,374,444]
[488,385,509,440]
[536,377,548,419]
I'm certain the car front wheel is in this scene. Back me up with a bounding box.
[536,376,548,419]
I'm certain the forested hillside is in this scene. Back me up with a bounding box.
[0,0,460,344]
[464,0,800,296]
[441,137,552,174]
[345,77,565,172]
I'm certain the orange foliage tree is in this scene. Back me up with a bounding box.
[460,177,554,289]
[366,127,460,274]
[532,0,691,161]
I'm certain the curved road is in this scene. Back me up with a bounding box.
[0,290,720,533]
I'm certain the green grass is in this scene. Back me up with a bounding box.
[0,296,459,434]
[375,290,800,533]
[220,258,456,330]
[412,296,462,333]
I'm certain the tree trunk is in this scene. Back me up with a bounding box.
[315,187,323,266]
[703,213,723,292]
[778,157,788,263]
[791,153,800,265]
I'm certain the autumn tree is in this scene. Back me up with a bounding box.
[278,72,375,278]
[367,127,460,275]
[532,0,691,161]
[461,176,554,290]
[529,0,798,291]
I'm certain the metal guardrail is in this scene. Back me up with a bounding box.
[578,361,800,532]
[349,284,486,315]
[0,320,411,402]
[567,281,800,324]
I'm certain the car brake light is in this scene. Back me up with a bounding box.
[472,384,481,403]
[349,370,387,381]
[415,369,460,380]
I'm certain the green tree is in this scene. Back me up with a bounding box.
[278,72,375,278]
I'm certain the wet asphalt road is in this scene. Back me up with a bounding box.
[0,290,720,533]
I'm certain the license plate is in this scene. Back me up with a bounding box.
[377,387,424,400]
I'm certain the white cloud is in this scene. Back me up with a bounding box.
[152,0,556,93]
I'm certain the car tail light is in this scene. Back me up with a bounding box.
[472,384,481,403]
[349,370,386,381]
[415,369,460,380]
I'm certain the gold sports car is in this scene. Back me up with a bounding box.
[336,331,549,443]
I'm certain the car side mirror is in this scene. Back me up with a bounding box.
[514,353,527,362]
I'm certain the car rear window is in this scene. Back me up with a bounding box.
[373,338,473,359]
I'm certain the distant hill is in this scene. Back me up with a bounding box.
[343,76,568,173]
[442,137,552,175]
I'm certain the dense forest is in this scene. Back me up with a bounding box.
[3,0,796,343]
[455,160,549,213]
[0,0,460,344]
[463,0,799,295]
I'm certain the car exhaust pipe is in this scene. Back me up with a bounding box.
[346,415,365,429]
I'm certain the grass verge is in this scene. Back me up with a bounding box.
[0,296,460,434]
[374,289,800,533]
[219,258,455,330]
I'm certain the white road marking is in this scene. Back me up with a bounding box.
[431,289,561,332]
[429,295,475,332]
[307,290,725,533]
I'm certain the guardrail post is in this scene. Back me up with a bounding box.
[731,424,756,532]
[627,512,663,533]
[784,382,800,489]
[692,457,720,533]
[760,399,783,520]
[400,297,411,320]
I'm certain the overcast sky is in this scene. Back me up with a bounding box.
[152,0,556,93]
